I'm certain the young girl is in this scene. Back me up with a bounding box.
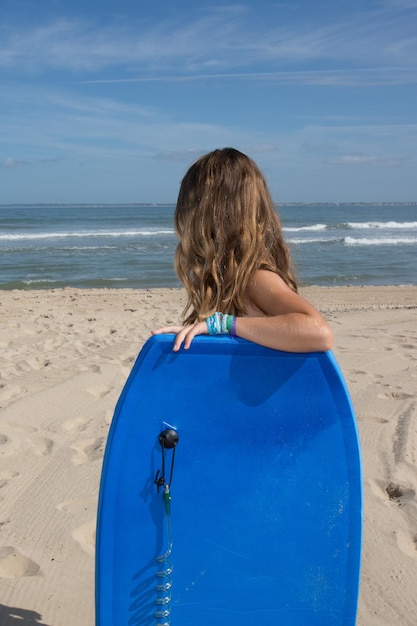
[153,148,333,353]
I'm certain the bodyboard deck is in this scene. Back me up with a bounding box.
[96,335,362,625]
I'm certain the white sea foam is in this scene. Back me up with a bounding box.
[347,221,417,230]
[345,236,417,246]
[289,237,337,245]
[22,279,58,285]
[284,224,327,232]
[0,229,175,241]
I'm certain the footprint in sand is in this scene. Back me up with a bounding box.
[86,385,112,399]
[0,428,52,458]
[369,479,416,506]
[72,519,96,556]
[30,437,54,456]
[0,471,19,489]
[350,369,368,376]
[394,531,417,559]
[372,417,389,424]
[62,416,91,433]
[25,357,50,371]
[7,422,37,434]
[0,385,22,403]
[385,482,416,505]
[378,391,414,401]
[120,354,135,368]
[71,437,105,465]
[78,361,102,374]
[0,434,17,458]
[0,546,40,578]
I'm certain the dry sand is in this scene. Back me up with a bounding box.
[0,286,416,625]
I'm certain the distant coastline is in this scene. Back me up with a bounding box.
[1,201,416,209]
[277,201,417,207]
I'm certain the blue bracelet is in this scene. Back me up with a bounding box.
[206,313,219,335]
[206,312,235,335]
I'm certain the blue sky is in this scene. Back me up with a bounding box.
[1,0,416,203]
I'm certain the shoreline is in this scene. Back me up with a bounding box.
[1,282,416,300]
[1,285,417,625]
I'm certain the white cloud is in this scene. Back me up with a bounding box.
[79,67,417,87]
[325,155,409,167]
[305,123,417,136]
[0,4,416,78]
[1,157,30,168]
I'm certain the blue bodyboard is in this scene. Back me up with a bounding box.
[96,335,362,625]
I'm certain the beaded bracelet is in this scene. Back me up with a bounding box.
[231,316,237,337]
[206,312,236,336]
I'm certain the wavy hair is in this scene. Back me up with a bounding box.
[174,148,297,324]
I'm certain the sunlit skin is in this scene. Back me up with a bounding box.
[153,269,333,353]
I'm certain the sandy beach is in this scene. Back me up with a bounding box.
[0,285,416,625]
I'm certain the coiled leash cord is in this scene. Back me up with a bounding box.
[154,429,179,626]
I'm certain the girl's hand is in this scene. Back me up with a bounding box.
[152,321,208,352]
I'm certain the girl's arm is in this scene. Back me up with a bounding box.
[153,270,333,353]
[235,269,333,352]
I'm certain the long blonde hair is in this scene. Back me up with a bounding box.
[174,148,297,324]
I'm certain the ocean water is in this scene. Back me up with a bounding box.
[0,203,416,289]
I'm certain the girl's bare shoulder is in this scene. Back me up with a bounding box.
[247,270,316,317]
